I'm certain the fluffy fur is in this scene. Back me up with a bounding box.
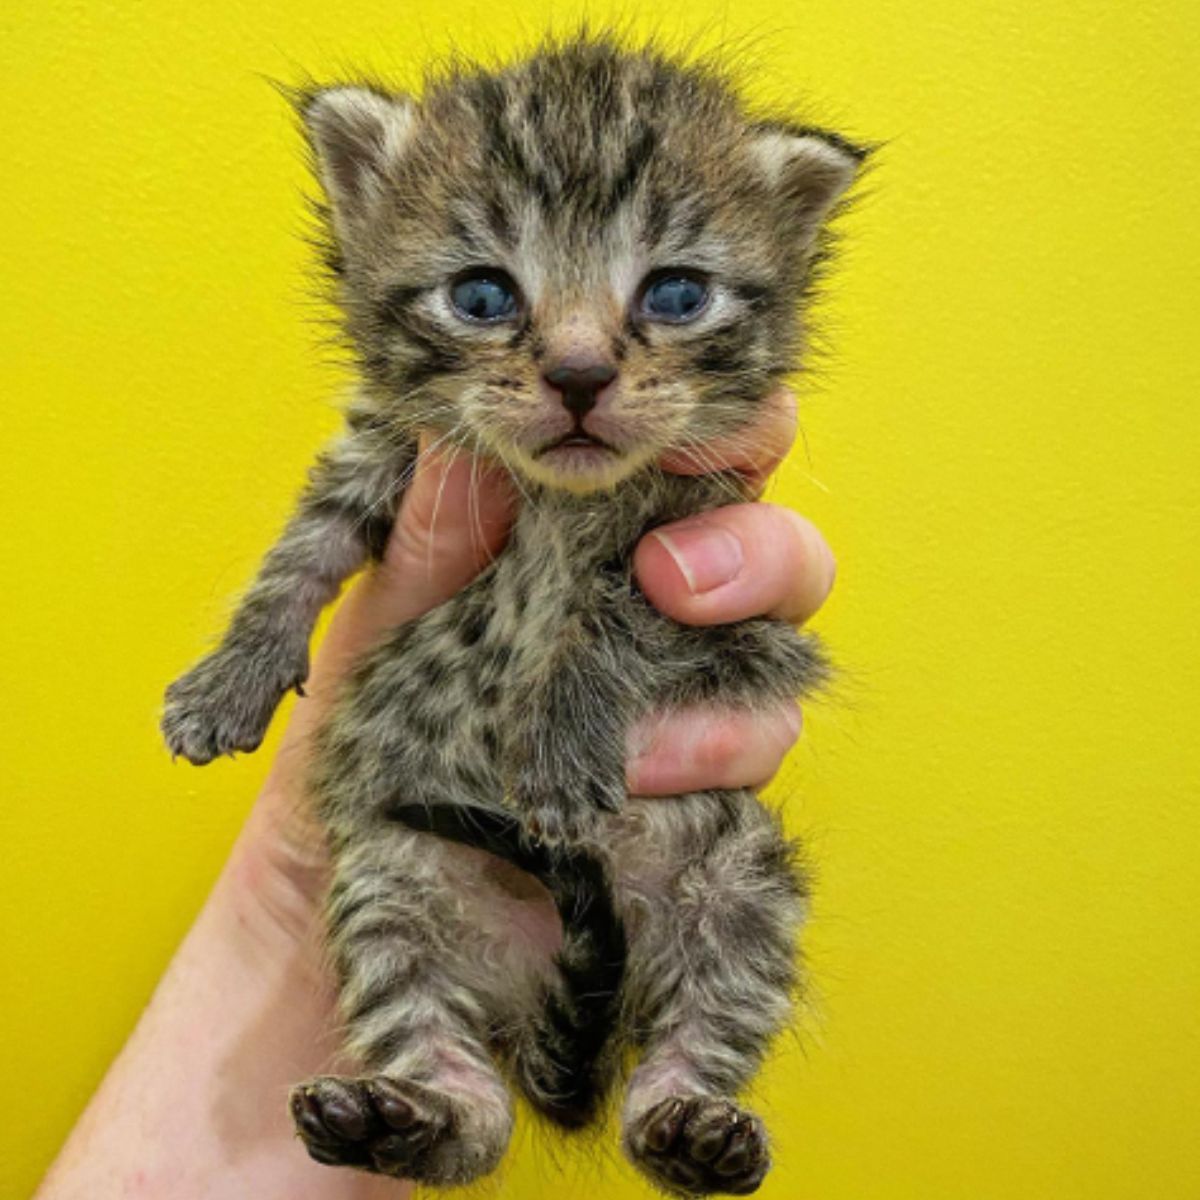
[162,34,863,1196]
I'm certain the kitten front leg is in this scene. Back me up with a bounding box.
[656,616,829,709]
[162,427,412,763]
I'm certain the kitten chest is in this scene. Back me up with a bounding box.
[479,500,635,697]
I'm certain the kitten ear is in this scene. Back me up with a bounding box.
[749,124,866,239]
[301,86,416,224]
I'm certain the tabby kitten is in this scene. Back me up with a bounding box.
[162,36,863,1196]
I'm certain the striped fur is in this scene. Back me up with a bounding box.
[163,33,864,1195]
[386,802,627,1128]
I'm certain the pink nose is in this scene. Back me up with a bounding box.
[542,362,618,418]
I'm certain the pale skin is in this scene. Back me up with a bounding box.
[37,389,836,1199]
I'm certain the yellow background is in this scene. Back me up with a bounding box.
[3,1,1198,1197]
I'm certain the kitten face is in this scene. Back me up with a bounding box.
[303,40,863,492]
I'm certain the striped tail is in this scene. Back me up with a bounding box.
[388,802,626,1128]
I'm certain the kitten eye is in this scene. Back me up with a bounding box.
[640,272,710,324]
[450,270,520,323]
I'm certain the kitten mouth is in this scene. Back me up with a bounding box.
[525,429,627,491]
[534,431,617,457]
[518,428,649,492]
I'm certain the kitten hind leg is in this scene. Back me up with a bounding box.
[615,790,806,1197]
[291,826,514,1186]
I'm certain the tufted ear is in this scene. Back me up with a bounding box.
[301,85,416,229]
[749,124,867,240]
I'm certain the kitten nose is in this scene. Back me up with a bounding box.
[542,362,618,417]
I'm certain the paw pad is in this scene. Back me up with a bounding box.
[289,1075,455,1179]
[626,1096,770,1196]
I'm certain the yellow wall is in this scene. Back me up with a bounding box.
[3,2,1198,1197]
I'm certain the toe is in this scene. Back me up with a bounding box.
[368,1077,418,1130]
[713,1125,752,1175]
[642,1097,687,1152]
[290,1078,374,1143]
[314,1079,372,1141]
[290,1088,329,1141]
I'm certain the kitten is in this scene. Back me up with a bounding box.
[162,36,863,1196]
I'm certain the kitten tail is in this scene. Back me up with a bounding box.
[388,803,626,1127]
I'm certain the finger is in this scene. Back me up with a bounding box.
[377,437,517,613]
[626,703,803,796]
[276,441,516,771]
[305,442,516,689]
[634,502,836,626]
[658,386,796,492]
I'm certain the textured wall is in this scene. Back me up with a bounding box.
[3,2,1198,1197]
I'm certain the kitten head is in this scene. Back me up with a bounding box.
[301,38,864,493]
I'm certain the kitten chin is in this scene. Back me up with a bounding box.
[512,440,660,494]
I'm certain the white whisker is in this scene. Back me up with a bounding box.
[424,439,462,583]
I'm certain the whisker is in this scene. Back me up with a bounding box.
[669,435,749,503]
[424,439,463,583]
[346,422,463,543]
[466,437,495,565]
[489,444,536,510]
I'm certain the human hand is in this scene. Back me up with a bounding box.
[36,387,836,1200]
[246,386,837,927]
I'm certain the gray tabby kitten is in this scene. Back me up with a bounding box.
[162,36,863,1197]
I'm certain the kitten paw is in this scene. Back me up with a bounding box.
[291,1076,490,1184]
[162,643,307,764]
[625,1096,770,1196]
[515,775,622,847]
[523,804,603,848]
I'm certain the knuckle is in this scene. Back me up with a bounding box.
[694,716,748,779]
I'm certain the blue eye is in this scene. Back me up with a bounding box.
[641,273,710,323]
[450,271,520,323]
